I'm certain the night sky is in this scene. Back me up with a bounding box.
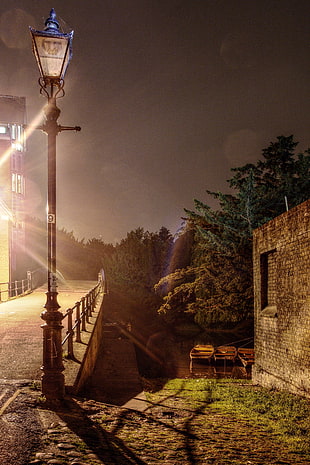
[0,1,309,243]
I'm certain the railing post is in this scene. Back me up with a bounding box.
[89,291,94,316]
[86,294,90,323]
[87,293,91,318]
[27,271,32,291]
[75,301,82,343]
[89,292,93,316]
[92,289,95,312]
[81,296,86,331]
[66,308,74,359]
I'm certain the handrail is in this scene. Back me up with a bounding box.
[0,267,46,303]
[0,274,30,302]
[61,271,105,359]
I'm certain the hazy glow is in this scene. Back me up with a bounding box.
[0,2,307,243]
[23,220,47,270]
[0,108,44,168]
[23,109,45,146]
[0,145,13,168]
[0,199,14,221]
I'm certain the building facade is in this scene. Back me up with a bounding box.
[0,95,26,297]
[252,199,310,398]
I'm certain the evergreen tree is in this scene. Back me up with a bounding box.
[156,136,310,328]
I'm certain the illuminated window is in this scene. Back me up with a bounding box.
[17,174,22,194]
[11,173,24,195]
[12,173,16,192]
[0,124,10,140]
[9,124,24,151]
[11,124,16,139]
[12,142,23,151]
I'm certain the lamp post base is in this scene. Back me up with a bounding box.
[41,370,65,401]
[41,291,65,400]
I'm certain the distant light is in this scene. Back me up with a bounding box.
[11,142,23,151]
[1,214,9,221]
[0,126,7,134]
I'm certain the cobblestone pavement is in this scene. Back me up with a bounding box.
[0,381,42,465]
[0,381,309,465]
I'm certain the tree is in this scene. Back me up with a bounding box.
[156,136,310,328]
[104,227,173,296]
[103,227,174,333]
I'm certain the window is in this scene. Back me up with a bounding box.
[17,174,23,194]
[12,173,25,195]
[0,124,10,140]
[9,124,25,151]
[12,172,16,192]
[260,249,277,311]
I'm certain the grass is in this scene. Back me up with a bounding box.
[145,378,310,457]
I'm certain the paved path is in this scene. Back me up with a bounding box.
[0,281,97,381]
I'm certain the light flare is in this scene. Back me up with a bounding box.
[0,107,45,168]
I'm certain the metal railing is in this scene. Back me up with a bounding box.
[0,267,47,302]
[0,279,28,301]
[0,269,38,302]
[61,273,105,359]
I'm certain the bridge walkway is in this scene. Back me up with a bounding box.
[0,280,97,382]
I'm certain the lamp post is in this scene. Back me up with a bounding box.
[30,9,80,400]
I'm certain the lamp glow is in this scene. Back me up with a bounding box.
[30,8,73,86]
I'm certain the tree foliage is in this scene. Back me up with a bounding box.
[156,136,310,328]
[24,218,173,329]
[103,227,173,311]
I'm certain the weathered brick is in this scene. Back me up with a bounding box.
[252,199,310,398]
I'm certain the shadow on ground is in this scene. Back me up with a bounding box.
[38,378,310,465]
[44,388,206,465]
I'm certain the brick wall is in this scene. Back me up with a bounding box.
[252,199,310,398]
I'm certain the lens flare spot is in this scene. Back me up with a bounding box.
[0,9,35,50]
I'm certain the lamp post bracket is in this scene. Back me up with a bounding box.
[59,125,81,132]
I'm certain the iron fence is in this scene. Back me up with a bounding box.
[0,268,44,302]
[61,273,105,359]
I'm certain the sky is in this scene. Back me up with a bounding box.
[0,1,309,243]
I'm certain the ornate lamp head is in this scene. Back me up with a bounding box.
[30,9,73,95]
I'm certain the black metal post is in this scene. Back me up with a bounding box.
[40,94,65,400]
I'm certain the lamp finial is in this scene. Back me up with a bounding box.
[44,8,60,33]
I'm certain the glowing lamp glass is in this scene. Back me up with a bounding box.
[30,29,73,81]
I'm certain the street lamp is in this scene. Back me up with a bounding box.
[30,9,80,400]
